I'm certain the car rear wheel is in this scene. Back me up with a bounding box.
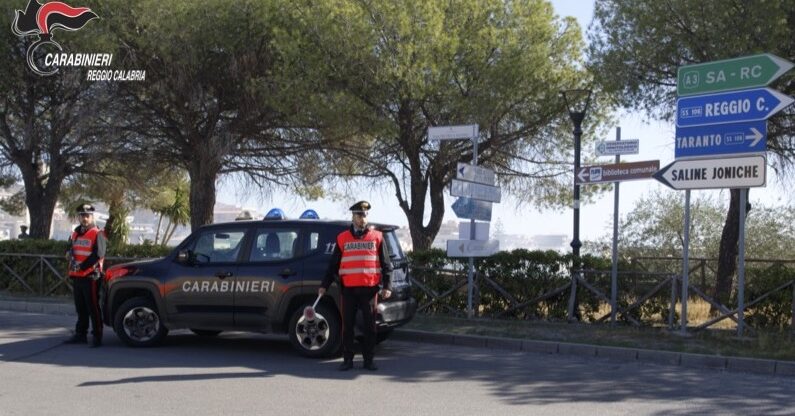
[113,297,168,347]
[288,302,341,358]
[190,329,222,337]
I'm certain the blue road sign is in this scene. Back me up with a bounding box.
[676,87,794,127]
[452,197,492,222]
[675,120,767,159]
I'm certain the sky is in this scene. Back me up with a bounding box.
[216,0,792,245]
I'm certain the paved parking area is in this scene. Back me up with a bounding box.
[0,311,791,416]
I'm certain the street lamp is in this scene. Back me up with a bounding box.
[561,88,592,321]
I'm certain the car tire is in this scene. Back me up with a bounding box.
[113,296,168,347]
[288,302,341,358]
[190,329,222,337]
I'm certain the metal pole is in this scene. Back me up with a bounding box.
[669,275,677,330]
[791,281,795,334]
[467,126,479,319]
[681,190,691,334]
[737,188,747,336]
[572,119,582,268]
[610,127,620,325]
[568,116,583,322]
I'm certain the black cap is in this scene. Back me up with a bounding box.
[76,203,95,214]
[349,200,371,213]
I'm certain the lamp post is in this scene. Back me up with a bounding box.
[561,88,592,321]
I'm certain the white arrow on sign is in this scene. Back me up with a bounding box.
[654,154,766,190]
[457,163,495,185]
[577,168,589,183]
[446,239,499,257]
[747,127,763,147]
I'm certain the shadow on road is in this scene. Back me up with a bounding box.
[0,311,791,415]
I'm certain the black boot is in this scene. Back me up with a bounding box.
[337,360,353,371]
[363,360,378,371]
[64,334,87,344]
[90,336,102,348]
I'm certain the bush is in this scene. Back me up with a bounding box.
[409,249,678,325]
[0,240,172,296]
[738,264,795,329]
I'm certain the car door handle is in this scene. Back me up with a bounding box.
[215,271,233,279]
[278,269,297,278]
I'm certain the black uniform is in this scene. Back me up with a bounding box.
[321,225,392,368]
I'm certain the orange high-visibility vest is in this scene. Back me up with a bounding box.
[337,229,383,287]
[69,227,104,278]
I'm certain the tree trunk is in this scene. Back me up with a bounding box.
[105,198,129,248]
[19,163,62,240]
[187,162,219,231]
[712,189,751,310]
[154,214,163,245]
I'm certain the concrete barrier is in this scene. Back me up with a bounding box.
[521,340,558,354]
[727,357,776,376]
[680,353,727,370]
[558,342,597,357]
[637,349,681,366]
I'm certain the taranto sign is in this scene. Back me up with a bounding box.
[575,160,660,185]
[677,54,794,96]
[675,120,766,159]
[653,154,766,190]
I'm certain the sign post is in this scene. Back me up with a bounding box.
[670,53,794,336]
[430,124,502,319]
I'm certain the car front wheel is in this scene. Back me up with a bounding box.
[288,302,341,358]
[113,297,168,347]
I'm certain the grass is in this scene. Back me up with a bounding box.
[404,301,795,361]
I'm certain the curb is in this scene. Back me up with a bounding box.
[2,298,792,377]
[392,329,795,378]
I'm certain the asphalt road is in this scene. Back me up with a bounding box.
[0,310,791,416]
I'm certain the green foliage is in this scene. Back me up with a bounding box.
[0,240,171,295]
[285,0,611,249]
[409,248,645,321]
[0,189,25,217]
[0,239,171,258]
[739,264,795,329]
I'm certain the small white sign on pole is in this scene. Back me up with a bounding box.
[428,124,479,141]
[458,222,489,241]
[446,239,499,257]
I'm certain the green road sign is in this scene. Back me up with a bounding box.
[677,54,793,96]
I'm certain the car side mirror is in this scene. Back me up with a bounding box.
[177,249,191,263]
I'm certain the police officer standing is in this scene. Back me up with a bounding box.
[64,204,107,347]
[17,225,30,239]
[319,201,392,371]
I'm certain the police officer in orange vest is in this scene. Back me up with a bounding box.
[319,201,392,371]
[64,204,107,347]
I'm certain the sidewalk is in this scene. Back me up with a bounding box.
[1,293,793,377]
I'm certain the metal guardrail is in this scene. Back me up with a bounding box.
[0,253,141,296]
[410,264,795,333]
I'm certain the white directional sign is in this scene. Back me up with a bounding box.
[428,124,478,141]
[653,155,766,190]
[458,222,489,241]
[446,239,499,257]
[456,163,496,185]
[451,179,501,203]
[595,139,639,156]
